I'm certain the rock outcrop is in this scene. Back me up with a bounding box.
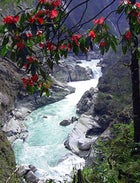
[52,60,94,82]
[76,87,98,115]
[64,114,102,157]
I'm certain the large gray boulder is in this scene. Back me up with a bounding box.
[76,87,98,115]
[64,114,101,157]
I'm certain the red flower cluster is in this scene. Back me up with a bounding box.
[22,74,38,87]
[71,34,81,45]
[51,0,61,7]
[38,0,61,7]
[58,43,71,51]
[26,56,37,63]
[26,32,32,38]
[88,30,96,39]
[46,41,55,51]
[93,17,105,25]
[124,31,131,40]
[119,0,131,5]
[28,16,45,25]
[99,41,106,47]
[49,9,58,19]
[28,7,59,24]
[39,42,45,49]
[3,15,19,24]
[16,42,25,50]
[136,2,140,8]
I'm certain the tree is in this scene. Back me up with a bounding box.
[0,0,140,145]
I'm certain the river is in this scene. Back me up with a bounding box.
[13,59,102,182]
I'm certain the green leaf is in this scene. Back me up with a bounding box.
[45,89,50,97]
[122,46,127,54]
[0,25,6,34]
[111,41,117,52]
[19,13,26,26]
[80,38,85,52]
[1,45,7,57]
[100,47,105,55]
[40,68,47,80]
[116,4,124,14]
[73,44,79,56]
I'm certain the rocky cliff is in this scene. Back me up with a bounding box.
[76,49,133,143]
[0,58,23,182]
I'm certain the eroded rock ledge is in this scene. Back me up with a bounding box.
[64,114,103,158]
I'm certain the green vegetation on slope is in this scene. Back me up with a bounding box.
[74,122,140,183]
[0,131,22,182]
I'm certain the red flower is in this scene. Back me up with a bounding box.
[39,42,45,49]
[59,43,68,50]
[28,16,36,24]
[51,0,61,7]
[37,17,45,24]
[22,77,28,87]
[23,64,29,70]
[71,34,81,45]
[36,30,43,36]
[120,0,131,5]
[124,31,131,40]
[35,10,45,17]
[88,30,96,39]
[31,74,38,82]
[28,79,34,86]
[3,15,19,24]
[28,16,44,24]
[16,42,25,50]
[93,17,105,25]
[26,56,36,63]
[47,41,55,51]
[49,10,58,19]
[99,41,106,47]
[136,2,140,8]
[26,32,32,38]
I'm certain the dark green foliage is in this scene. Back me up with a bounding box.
[74,122,140,183]
[0,131,22,182]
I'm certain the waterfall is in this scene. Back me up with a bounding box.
[13,59,102,182]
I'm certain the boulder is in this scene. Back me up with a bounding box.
[17,165,30,177]
[26,171,39,183]
[78,141,91,151]
[64,114,99,156]
[60,120,71,126]
[60,116,78,126]
[86,126,104,137]
[76,87,98,115]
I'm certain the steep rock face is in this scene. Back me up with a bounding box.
[0,58,23,182]
[76,51,133,137]
[52,60,93,82]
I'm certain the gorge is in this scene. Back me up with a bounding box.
[5,59,101,182]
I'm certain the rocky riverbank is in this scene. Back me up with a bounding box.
[1,55,99,182]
